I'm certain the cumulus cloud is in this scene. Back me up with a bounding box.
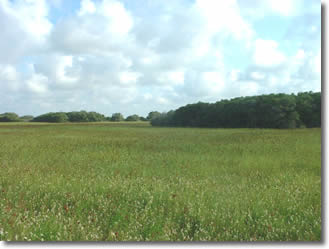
[0,0,321,116]
[26,73,49,94]
[0,0,51,64]
[252,39,286,68]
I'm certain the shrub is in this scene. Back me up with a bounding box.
[111,113,124,122]
[0,112,20,122]
[125,114,140,121]
[33,112,69,123]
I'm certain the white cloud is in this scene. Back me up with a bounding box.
[119,71,142,85]
[240,81,259,96]
[313,50,321,75]
[51,0,133,55]
[55,56,78,85]
[0,0,51,64]
[295,49,306,61]
[253,39,286,68]
[33,54,79,88]
[27,73,49,94]
[156,97,169,105]
[0,0,321,116]
[237,0,303,19]
[250,72,266,80]
[157,71,185,86]
[0,64,17,81]
[229,69,241,82]
[0,64,20,91]
[99,0,133,34]
[194,0,253,40]
[78,0,96,16]
[1,0,51,40]
[265,0,296,16]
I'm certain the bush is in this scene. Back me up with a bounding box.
[66,111,106,122]
[33,112,69,123]
[66,111,89,122]
[86,111,106,122]
[111,113,124,122]
[147,111,161,120]
[0,112,20,122]
[125,114,140,121]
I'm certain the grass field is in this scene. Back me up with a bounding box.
[0,122,321,241]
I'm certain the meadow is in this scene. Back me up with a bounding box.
[0,122,321,241]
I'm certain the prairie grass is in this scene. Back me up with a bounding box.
[0,122,321,241]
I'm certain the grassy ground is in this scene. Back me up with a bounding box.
[0,122,321,241]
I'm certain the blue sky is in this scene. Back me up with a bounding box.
[0,0,321,117]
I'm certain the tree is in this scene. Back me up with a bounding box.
[66,111,89,122]
[111,113,124,122]
[147,111,161,120]
[0,112,20,122]
[125,114,140,121]
[150,111,175,126]
[32,112,69,123]
[296,92,321,127]
[150,92,321,129]
[86,111,106,122]
[66,111,106,122]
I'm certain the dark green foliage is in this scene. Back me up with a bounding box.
[139,116,148,121]
[126,114,140,121]
[151,92,321,129]
[86,111,106,122]
[34,111,106,123]
[296,92,321,128]
[150,111,175,126]
[32,112,69,123]
[0,112,21,122]
[66,111,89,122]
[147,111,161,120]
[111,113,124,122]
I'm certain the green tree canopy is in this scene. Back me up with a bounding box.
[32,112,69,123]
[0,112,20,122]
[125,114,140,121]
[151,92,321,129]
[147,111,161,120]
[111,113,124,122]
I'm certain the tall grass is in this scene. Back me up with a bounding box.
[0,122,321,241]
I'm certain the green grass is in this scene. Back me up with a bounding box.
[0,122,321,241]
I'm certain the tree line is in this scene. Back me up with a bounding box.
[0,111,150,123]
[0,91,321,128]
[150,92,321,128]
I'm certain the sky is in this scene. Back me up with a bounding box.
[0,0,321,117]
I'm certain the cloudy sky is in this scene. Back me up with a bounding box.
[0,0,321,117]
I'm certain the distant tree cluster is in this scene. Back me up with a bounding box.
[147,111,161,120]
[0,112,21,122]
[31,111,107,123]
[110,113,124,122]
[32,112,70,123]
[0,110,148,123]
[125,114,140,121]
[1,92,321,128]
[150,92,321,129]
